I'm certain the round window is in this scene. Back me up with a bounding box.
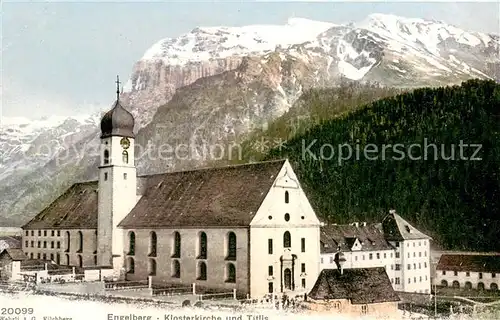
[284,213,290,221]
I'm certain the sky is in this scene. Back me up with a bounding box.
[1,1,499,120]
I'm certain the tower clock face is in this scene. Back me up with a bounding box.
[120,137,130,149]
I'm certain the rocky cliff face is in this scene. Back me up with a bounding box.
[1,14,499,226]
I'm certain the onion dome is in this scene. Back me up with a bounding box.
[100,76,135,139]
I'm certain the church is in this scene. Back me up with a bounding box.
[20,81,322,299]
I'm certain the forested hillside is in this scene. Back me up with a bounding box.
[263,79,500,251]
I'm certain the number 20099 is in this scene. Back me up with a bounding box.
[1,307,34,315]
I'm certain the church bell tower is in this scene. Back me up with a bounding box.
[97,76,137,273]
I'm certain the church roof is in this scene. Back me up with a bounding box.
[308,267,400,304]
[0,248,27,261]
[100,100,135,139]
[118,159,287,228]
[22,181,99,230]
[437,254,500,273]
[381,211,431,241]
[320,223,394,253]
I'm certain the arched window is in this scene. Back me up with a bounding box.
[465,281,472,290]
[149,259,156,276]
[77,231,83,253]
[198,232,207,259]
[440,280,448,287]
[226,232,237,260]
[128,231,135,255]
[65,231,70,252]
[452,280,460,289]
[491,283,498,291]
[65,254,70,265]
[77,255,83,268]
[127,257,135,274]
[478,282,485,290]
[283,231,291,248]
[122,150,129,164]
[226,263,236,283]
[197,261,207,280]
[104,150,110,164]
[172,260,180,278]
[172,232,181,258]
[285,191,289,203]
[149,231,157,257]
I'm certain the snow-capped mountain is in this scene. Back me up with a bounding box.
[1,13,499,226]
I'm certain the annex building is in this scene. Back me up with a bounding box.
[319,211,432,294]
[19,87,322,299]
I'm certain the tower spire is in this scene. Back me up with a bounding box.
[115,75,121,101]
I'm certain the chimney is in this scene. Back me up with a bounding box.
[334,252,346,275]
[389,209,396,214]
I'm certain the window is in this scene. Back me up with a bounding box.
[122,150,129,164]
[479,273,483,279]
[268,239,273,254]
[31,241,34,247]
[25,231,29,236]
[37,253,41,259]
[149,231,157,257]
[454,271,458,276]
[414,263,416,269]
[330,256,334,263]
[419,276,422,282]
[408,278,411,284]
[44,230,47,237]
[285,191,289,203]
[197,261,207,280]
[413,252,416,257]
[25,241,28,247]
[284,213,290,221]
[43,241,47,248]
[442,271,446,275]
[419,252,422,257]
[395,252,400,258]
[57,231,60,237]
[384,253,386,259]
[172,231,181,258]
[50,253,54,261]
[226,263,236,283]
[38,230,41,236]
[104,172,108,181]
[395,264,401,271]
[104,150,109,164]
[377,253,380,259]
[65,254,69,265]
[355,255,358,261]
[283,231,291,248]
[31,231,34,236]
[43,253,46,260]
[493,273,496,278]
[51,241,54,249]
[226,232,236,260]
[321,257,323,264]
[51,230,55,236]
[408,253,410,258]
[407,264,411,270]
[466,272,470,277]
[172,260,180,278]
[369,253,373,260]
[301,263,306,273]
[268,282,274,293]
[123,173,127,180]
[424,262,427,268]
[57,242,60,249]
[395,278,400,284]
[149,259,156,276]
[127,257,135,274]
[128,231,135,255]
[302,279,306,288]
[268,266,273,276]
[38,241,41,248]
[30,253,34,259]
[301,238,305,252]
[361,305,368,315]
[419,263,421,269]
[197,232,207,259]
[391,265,394,270]
[395,242,400,247]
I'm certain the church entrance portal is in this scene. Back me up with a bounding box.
[284,268,292,290]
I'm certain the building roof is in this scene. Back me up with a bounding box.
[100,100,135,139]
[0,236,22,249]
[118,159,286,228]
[0,248,27,261]
[22,181,98,230]
[381,210,431,241]
[320,223,394,254]
[436,254,500,273]
[308,267,400,305]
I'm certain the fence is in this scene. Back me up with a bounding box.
[151,285,193,296]
[104,280,148,291]
[197,289,237,301]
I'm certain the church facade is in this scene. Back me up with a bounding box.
[20,90,321,299]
